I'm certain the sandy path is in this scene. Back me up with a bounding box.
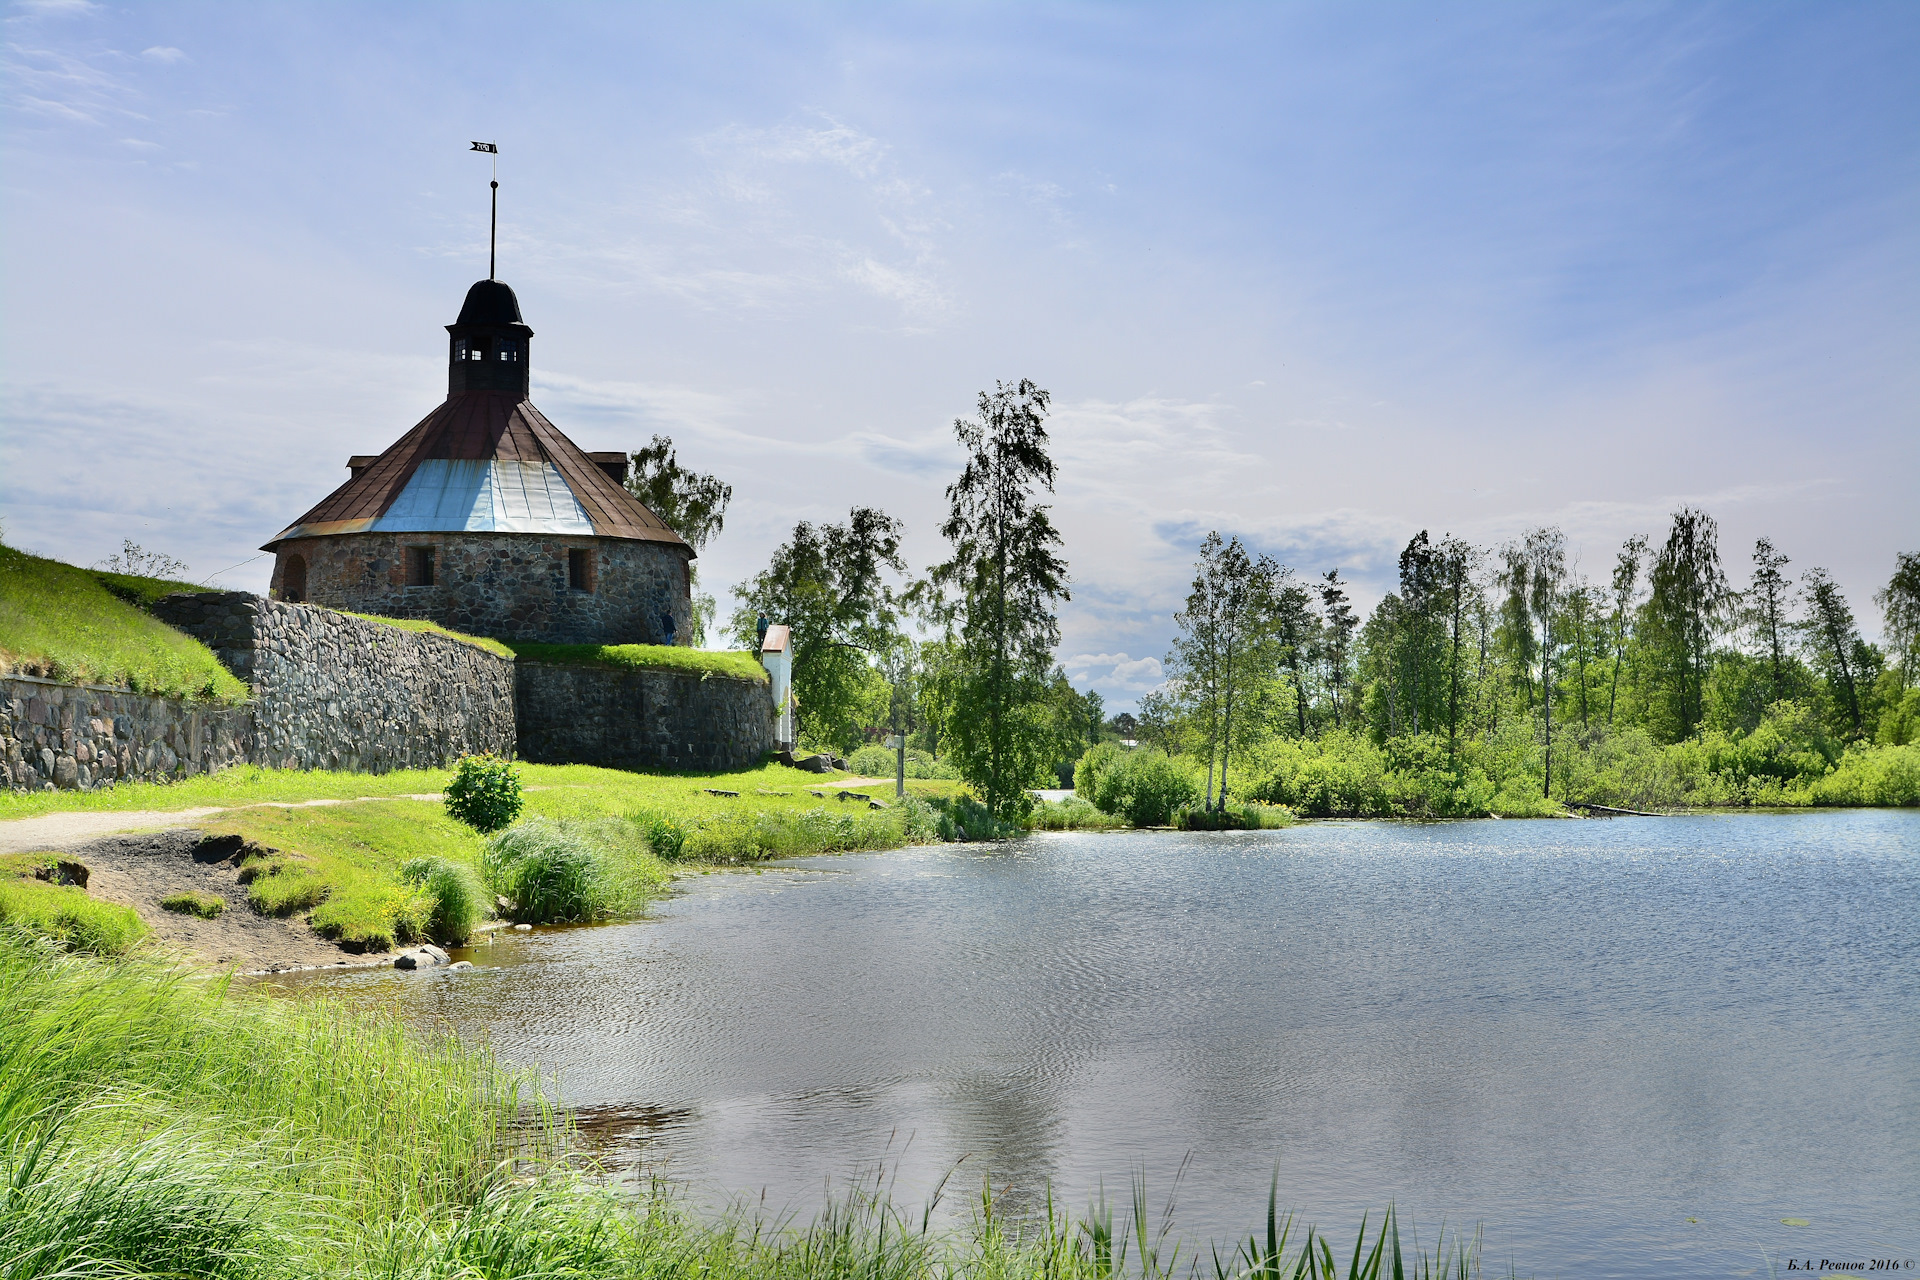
[0,795,442,854]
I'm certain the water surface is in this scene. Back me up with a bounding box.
[299,812,1919,1278]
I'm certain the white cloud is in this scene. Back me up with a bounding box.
[1063,652,1165,693]
[140,45,185,62]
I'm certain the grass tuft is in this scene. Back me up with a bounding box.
[0,880,147,954]
[159,890,226,919]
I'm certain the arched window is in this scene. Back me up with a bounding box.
[281,554,307,603]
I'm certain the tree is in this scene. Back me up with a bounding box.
[1270,569,1318,738]
[1606,535,1647,726]
[1040,668,1105,787]
[731,507,905,753]
[1166,532,1275,809]
[626,435,734,644]
[1318,571,1358,728]
[1875,552,1920,691]
[1437,537,1478,753]
[930,379,1070,821]
[1800,568,1866,737]
[1499,528,1568,797]
[1747,537,1793,704]
[1645,508,1730,741]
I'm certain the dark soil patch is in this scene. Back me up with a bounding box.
[60,829,394,973]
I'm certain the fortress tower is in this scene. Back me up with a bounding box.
[262,279,692,645]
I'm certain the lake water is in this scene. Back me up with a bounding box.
[295,812,1919,1278]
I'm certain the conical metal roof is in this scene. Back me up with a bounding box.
[263,390,687,551]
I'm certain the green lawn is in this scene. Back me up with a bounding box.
[506,640,767,682]
[0,543,247,702]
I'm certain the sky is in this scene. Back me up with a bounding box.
[3,1,1916,710]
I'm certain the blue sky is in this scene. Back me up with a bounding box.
[4,1,1915,708]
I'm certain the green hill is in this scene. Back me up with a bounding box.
[0,544,247,703]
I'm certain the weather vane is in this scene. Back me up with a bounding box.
[471,140,499,279]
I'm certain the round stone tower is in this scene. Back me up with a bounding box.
[262,279,692,646]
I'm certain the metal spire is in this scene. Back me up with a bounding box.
[470,141,499,278]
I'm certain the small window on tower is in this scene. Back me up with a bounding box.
[454,339,469,361]
[499,341,518,362]
[406,546,436,587]
[568,548,593,592]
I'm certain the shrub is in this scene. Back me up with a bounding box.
[159,891,225,919]
[1028,797,1125,831]
[1172,801,1293,831]
[631,807,691,860]
[923,794,1018,841]
[399,857,488,944]
[1085,749,1201,826]
[443,754,524,833]
[1074,740,1121,801]
[849,744,898,777]
[0,881,147,955]
[483,819,609,924]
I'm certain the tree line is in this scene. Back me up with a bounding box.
[1151,511,1918,810]
[627,411,1917,818]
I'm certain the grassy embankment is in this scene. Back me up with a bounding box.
[0,544,246,701]
[0,929,1493,1279]
[0,760,967,951]
[507,640,769,683]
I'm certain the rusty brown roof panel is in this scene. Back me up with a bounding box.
[263,392,689,551]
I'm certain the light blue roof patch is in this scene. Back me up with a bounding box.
[368,459,595,535]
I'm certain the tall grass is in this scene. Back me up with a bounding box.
[0,879,147,954]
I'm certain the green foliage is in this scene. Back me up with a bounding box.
[508,641,767,682]
[0,543,247,702]
[850,742,900,777]
[932,380,1071,822]
[1027,796,1127,830]
[1080,748,1202,827]
[923,793,1019,841]
[398,856,487,944]
[160,890,226,919]
[1172,801,1293,831]
[443,753,524,833]
[730,507,906,753]
[483,819,613,923]
[0,881,148,954]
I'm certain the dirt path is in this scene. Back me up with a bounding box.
[59,828,395,973]
[0,795,442,854]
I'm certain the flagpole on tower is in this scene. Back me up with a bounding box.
[470,141,500,279]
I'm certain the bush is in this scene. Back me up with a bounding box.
[0,881,147,955]
[398,857,488,944]
[849,744,898,777]
[159,891,225,919]
[925,794,1017,841]
[443,754,524,833]
[1027,797,1125,831]
[1083,749,1201,826]
[483,819,607,924]
[1172,801,1293,831]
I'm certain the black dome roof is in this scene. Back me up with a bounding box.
[455,279,525,326]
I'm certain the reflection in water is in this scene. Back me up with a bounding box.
[283,812,1920,1280]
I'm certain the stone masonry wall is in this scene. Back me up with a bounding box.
[2,674,253,792]
[516,662,774,773]
[273,533,693,647]
[154,593,515,773]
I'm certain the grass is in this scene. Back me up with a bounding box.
[0,932,1509,1279]
[204,800,489,951]
[160,889,226,918]
[0,879,147,954]
[339,611,517,659]
[508,640,768,683]
[0,543,248,702]
[0,762,456,820]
